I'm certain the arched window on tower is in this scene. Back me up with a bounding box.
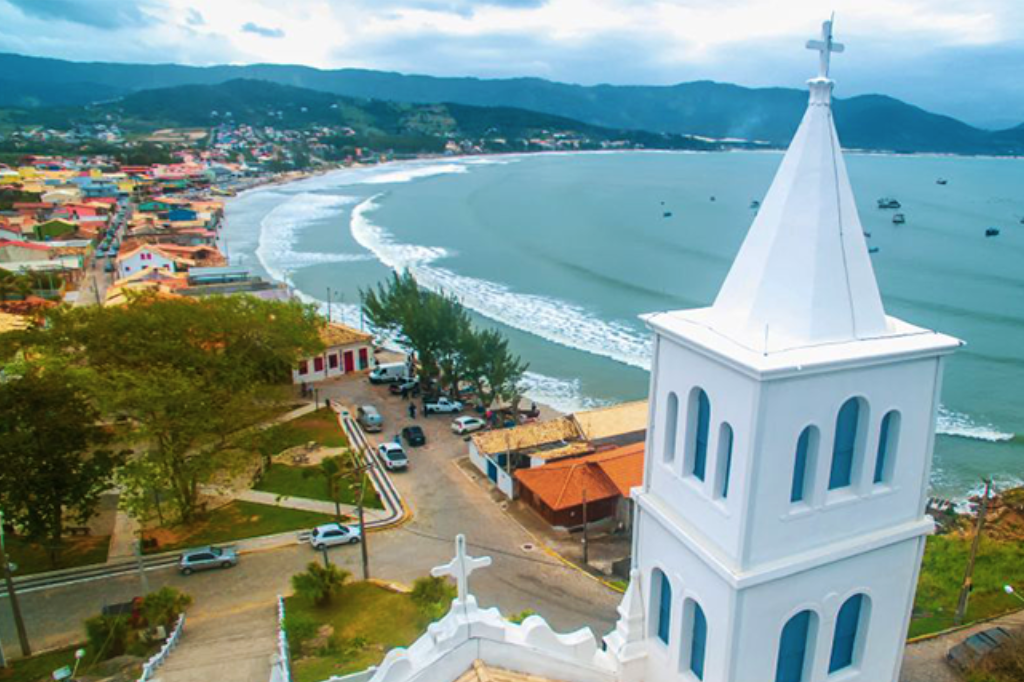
[683,600,708,680]
[775,611,816,682]
[829,398,863,490]
[688,388,711,481]
[716,422,733,499]
[664,392,679,464]
[791,426,817,503]
[829,594,867,673]
[873,411,900,484]
[651,568,672,644]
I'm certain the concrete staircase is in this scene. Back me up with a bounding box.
[153,603,278,682]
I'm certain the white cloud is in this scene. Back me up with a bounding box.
[0,0,1022,125]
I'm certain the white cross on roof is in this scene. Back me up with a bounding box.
[806,18,845,79]
[431,534,492,602]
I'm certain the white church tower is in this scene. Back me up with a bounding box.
[630,21,962,682]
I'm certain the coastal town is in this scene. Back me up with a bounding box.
[2,9,1024,682]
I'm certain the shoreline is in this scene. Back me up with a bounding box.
[223,154,1023,502]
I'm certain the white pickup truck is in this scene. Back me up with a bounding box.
[425,397,464,414]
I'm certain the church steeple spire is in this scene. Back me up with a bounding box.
[710,19,890,354]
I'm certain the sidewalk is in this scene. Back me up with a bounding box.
[231,488,390,523]
[154,601,278,682]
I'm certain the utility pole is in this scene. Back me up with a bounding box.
[134,537,150,595]
[581,486,589,566]
[955,478,992,625]
[345,447,372,581]
[326,288,332,323]
[0,511,31,657]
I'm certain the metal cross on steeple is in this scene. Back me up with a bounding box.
[806,17,844,79]
[430,534,492,602]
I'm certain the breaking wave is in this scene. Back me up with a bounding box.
[936,406,1014,442]
[256,193,371,284]
[349,195,1018,444]
[350,196,652,369]
[518,372,613,415]
[358,164,470,185]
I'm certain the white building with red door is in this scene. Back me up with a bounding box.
[292,322,374,384]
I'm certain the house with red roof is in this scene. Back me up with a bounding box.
[515,442,644,529]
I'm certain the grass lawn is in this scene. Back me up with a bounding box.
[909,535,1024,638]
[6,535,110,576]
[0,644,91,682]
[253,464,383,510]
[143,501,338,554]
[263,408,350,453]
[286,582,431,682]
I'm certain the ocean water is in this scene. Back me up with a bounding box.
[223,151,1024,498]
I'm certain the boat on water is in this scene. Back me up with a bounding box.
[877,197,901,209]
[750,200,761,209]
[869,247,880,254]
[863,231,872,238]
[936,178,948,185]
[663,211,673,218]
[986,227,1001,237]
[892,213,906,225]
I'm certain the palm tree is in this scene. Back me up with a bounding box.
[302,454,350,519]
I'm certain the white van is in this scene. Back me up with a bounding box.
[369,362,409,384]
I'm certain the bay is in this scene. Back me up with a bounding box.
[223,151,1024,498]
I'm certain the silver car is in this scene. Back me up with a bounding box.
[179,545,238,575]
[357,405,383,432]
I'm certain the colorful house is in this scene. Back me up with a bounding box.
[292,323,374,384]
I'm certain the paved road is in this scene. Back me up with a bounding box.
[156,602,278,682]
[0,375,620,658]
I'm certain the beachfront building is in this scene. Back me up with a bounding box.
[335,22,961,682]
[292,322,374,384]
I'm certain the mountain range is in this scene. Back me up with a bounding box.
[2,52,1023,155]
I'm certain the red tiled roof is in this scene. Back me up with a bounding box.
[514,442,645,511]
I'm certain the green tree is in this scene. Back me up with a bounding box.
[291,562,350,606]
[410,575,457,620]
[15,294,325,523]
[462,328,528,409]
[0,368,122,567]
[302,455,352,519]
[141,587,192,629]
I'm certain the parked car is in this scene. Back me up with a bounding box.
[401,425,426,446]
[452,416,486,435]
[369,362,409,384]
[309,523,361,550]
[425,397,463,414]
[389,377,421,396]
[357,405,383,432]
[179,546,238,575]
[378,442,409,470]
[946,626,1013,673]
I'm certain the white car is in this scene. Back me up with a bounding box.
[452,416,486,435]
[309,523,361,550]
[377,442,409,471]
[425,397,463,414]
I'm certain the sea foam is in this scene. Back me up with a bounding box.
[256,193,371,285]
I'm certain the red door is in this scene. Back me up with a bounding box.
[344,351,355,373]
[358,348,368,370]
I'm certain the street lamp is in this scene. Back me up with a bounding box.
[1004,585,1024,605]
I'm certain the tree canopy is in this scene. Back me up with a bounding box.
[6,294,325,523]
[362,272,527,408]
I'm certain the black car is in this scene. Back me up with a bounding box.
[402,425,426,446]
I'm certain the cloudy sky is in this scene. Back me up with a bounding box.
[1,0,1022,128]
